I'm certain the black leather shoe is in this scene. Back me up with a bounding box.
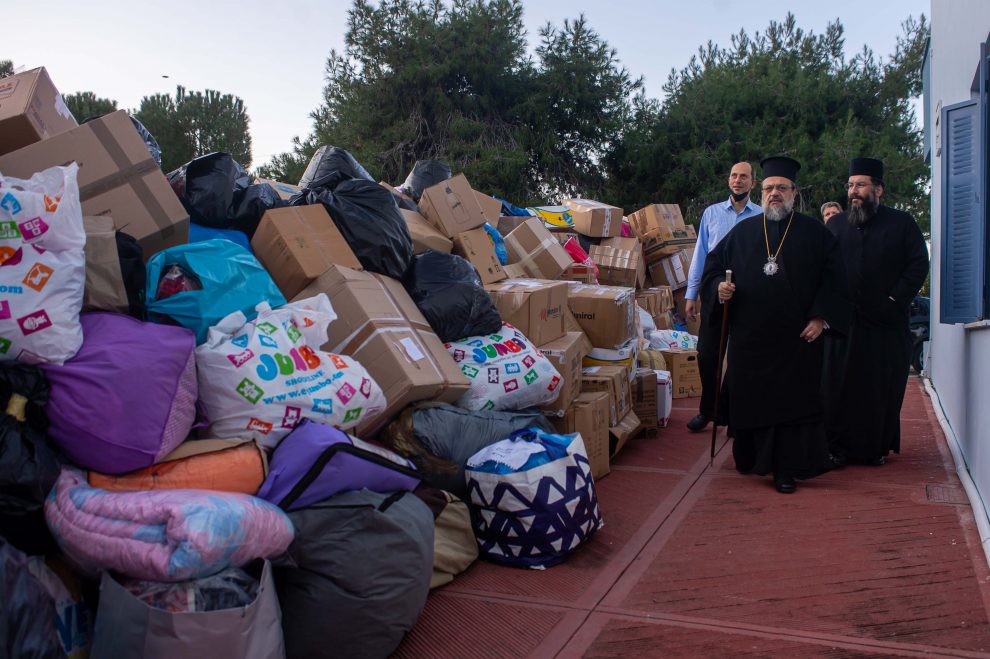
[774,476,796,494]
[866,456,886,466]
[687,414,709,433]
[829,453,847,468]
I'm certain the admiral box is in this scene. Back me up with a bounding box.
[566,283,636,349]
[504,218,572,280]
[484,278,567,346]
[538,331,588,416]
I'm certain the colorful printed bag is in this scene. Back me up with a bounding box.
[195,296,386,448]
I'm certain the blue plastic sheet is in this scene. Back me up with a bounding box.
[188,223,253,253]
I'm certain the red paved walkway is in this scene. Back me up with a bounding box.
[394,378,990,658]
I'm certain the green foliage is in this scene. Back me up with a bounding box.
[0,60,13,78]
[605,13,931,235]
[63,92,118,122]
[134,86,252,174]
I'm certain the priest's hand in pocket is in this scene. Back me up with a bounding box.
[717,282,735,302]
[800,318,825,342]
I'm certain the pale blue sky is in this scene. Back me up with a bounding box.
[6,0,928,171]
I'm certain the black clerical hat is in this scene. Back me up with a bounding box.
[849,157,884,183]
[760,155,801,182]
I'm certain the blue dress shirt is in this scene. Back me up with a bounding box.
[685,197,762,300]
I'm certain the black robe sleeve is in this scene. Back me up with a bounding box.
[890,217,929,306]
[808,227,851,338]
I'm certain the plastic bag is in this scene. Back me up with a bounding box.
[194,296,387,448]
[145,239,286,344]
[26,557,93,658]
[298,145,373,191]
[648,329,697,351]
[115,231,146,318]
[483,222,508,265]
[562,236,600,277]
[122,567,259,613]
[0,538,68,659]
[403,250,502,342]
[0,163,86,365]
[397,160,451,202]
[293,179,413,279]
[129,115,162,168]
[446,323,562,411]
[188,223,252,253]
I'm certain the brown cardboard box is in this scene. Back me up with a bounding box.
[293,265,470,435]
[631,369,659,431]
[659,349,702,398]
[254,178,302,201]
[566,283,636,349]
[628,203,686,238]
[653,310,676,330]
[484,278,567,346]
[452,227,506,284]
[474,191,502,226]
[562,307,594,355]
[581,364,631,426]
[418,173,487,238]
[401,209,453,254]
[648,248,692,290]
[551,391,610,480]
[0,110,188,258]
[251,205,362,299]
[672,287,702,336]
[496,215,530,236]
[553,232,580,247]
[563,199,623,237]
[636,287,675,316]
[560,262,598,284]
[0,67,77,156]
[504,218,572,280]
[642,225,697,264]
[538,332,588,417]
[609,410,643,457]
[589,237,645,288]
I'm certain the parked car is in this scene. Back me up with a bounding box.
[909,294,930,373]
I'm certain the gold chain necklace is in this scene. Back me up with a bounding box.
[762,209,794,276]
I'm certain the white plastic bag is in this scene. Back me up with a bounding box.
[446,323,561,411]
[0,163,85,364]
[648,329,697,351]
[195,295,387,448]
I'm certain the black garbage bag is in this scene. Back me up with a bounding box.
[115,231,146,319]
[402,250,502,343]
[298,145,373,191]
[0,538,68,659]
[292,179,413,279]
[167,152,285,238]
[397,160,451,202]
[0,364,61,557]
[129,116,162,168]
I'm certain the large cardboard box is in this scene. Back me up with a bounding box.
[0,67,77,156]
[628,203,686,238]
[496,215,530,237]
[293,265,470,435]
[631,368,659,431]
[648,248,692,290]
[452,227,506,284]
[418,173,487,238]
[254,178,301,201]
[659,349,702,399]
[566,283,636,349]
[589,237,645,288]
[0,110,189,258]
[484,278,567,346]
[563,199,623,237]
[504,218,571,280]
[581,364,631,426]
[538,332,588,417]
[560,262,598,284]
[474,191,502,226]
[252,205,362,299]
[400,209,453,254]
[642,224,697,263]
[562,307,594,355]
[551,391,610,480]
[636,287,675,316]
[609,410,642,458]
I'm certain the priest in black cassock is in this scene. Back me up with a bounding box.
[822,158,929,466]
[701,156,850,493]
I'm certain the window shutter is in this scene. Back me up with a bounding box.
[940,99,985,323]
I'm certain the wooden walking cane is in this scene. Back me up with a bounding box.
[710,270,732,464]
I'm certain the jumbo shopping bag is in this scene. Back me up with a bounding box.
[195,296,386,448]
[91,560,285,659]
[0,163,85,364]
[465,427,603,568]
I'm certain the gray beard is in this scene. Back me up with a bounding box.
[765,201,794,222]
[848,198,879,226]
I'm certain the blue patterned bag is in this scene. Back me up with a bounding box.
[465,427,603,568]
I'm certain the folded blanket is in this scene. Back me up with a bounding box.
[45,468,293,581]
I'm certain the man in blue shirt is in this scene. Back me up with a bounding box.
[685,162,762,432]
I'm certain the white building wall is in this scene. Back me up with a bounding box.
[929,0,990,502]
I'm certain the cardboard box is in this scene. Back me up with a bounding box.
[566,283,636,349]
[484,278,567,346]
[293,265,470,435]
[538,332,588,417]
[418,173,487,238]
[563,199,623,237]
[551,391,610,480]
[504,218,572,280]
[400,209,453,254]
[631,368,659,430]
[581,364,631,426]
[254,178,301,201]
[628,203,686,238]
[609,410,642,458]
[653,310,676,330]
[496,215,531,236]
[672,287,701,337]
[560,262,598,284]
[553,232,581,247]
[474,191,502,226]
[452,227,506,284]
[654,369,673,428]
[659,350,702,399]
[589,237,645,288]
[0,110,189,258]
[642,224,697,263]
[563,307,594,355]
[648,248,692,290]
[0,67,77,156]
[251,205,362,299]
